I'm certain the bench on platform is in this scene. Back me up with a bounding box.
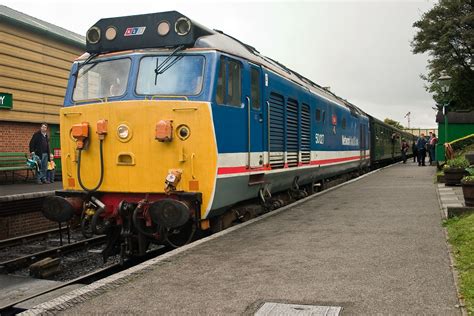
[0,152,36,183]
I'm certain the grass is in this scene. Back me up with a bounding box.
[444,214,474,314]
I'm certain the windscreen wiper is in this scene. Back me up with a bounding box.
[72,53,99,88]
[154,45,185,85]
[73,53,99,78]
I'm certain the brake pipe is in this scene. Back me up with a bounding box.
[77,139,105,192]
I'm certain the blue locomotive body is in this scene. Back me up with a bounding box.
[207,50,370,213]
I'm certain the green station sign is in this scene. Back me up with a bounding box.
[0,93,13,109]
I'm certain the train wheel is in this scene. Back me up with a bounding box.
[91,208,107,235]
[81,216,93,238]
[164,220,196,248]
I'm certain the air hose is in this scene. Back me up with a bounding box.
[77,139,104,192]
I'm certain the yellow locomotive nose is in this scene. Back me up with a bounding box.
[60,100,218,217]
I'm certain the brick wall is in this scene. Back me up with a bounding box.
[0,121,44,152]
[0,212,57,239]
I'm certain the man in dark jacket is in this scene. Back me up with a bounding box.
[29,123,51,184]
[412,139,418,163]
[416,133,427,166]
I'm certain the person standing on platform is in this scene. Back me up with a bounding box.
[29,123,51,184]
[416,133,427,166]
[47,153,56,183]
[401,138,409,163]
[427,132,434,165]
[412,138,418,163]
[430,133,438,165]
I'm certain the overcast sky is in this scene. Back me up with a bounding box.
[3,0,438,128]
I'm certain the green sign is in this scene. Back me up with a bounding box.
[0,93,12,109]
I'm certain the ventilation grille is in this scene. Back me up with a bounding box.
[286,98,298,167]
[269,93,285,169]
[301,103,311,164]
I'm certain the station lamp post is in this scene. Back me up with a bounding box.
[438,72,451,153]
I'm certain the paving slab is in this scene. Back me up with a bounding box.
[442,196,461,200]
[0,275,62,308]
[29,162,460,315]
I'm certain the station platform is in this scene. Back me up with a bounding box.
[0,182,62,202]
[23,162,461,315]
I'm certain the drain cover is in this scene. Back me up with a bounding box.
[255,302,342,316]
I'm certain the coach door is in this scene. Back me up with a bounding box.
[245,64,265,169]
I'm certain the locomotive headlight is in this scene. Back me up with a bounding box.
[117,124,130,140]
[177,125,190,140]
[105,26,117,41]
[86,26,101,44]
[175,17,191,36]
[157,21,170,36]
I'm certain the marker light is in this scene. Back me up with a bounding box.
[175,17,191,36]
[105,26,117,41]
[157,21,170,36]
[117,124,130,139]
[86,27,101,44]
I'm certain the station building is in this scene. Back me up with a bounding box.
[0,5,85,176]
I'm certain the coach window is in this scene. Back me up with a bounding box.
[251,67,261,109]
[216,57,242,107]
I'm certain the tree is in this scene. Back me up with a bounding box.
[412,0,474,111]
[384,118,404,130]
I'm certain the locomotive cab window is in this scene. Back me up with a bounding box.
[136,55,205,96]
[73,58,131,101]
[216,56,242,107]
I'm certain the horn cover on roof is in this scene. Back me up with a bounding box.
[86,11,214,54]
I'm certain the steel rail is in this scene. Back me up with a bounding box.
[0,228,65,250]
[0,235,106,273]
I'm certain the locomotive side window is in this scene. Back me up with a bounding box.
[316,109,321,121]
[216,57,225,104]
[251,67,260,109]
[342,117,347,129]
[227,60,241,106]
[216,57,242,107]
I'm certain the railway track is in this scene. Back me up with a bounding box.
[0,246,167,315]
[0,235,106,273]
[0,228,66,250]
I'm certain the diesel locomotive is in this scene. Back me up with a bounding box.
[43,11,412,260]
